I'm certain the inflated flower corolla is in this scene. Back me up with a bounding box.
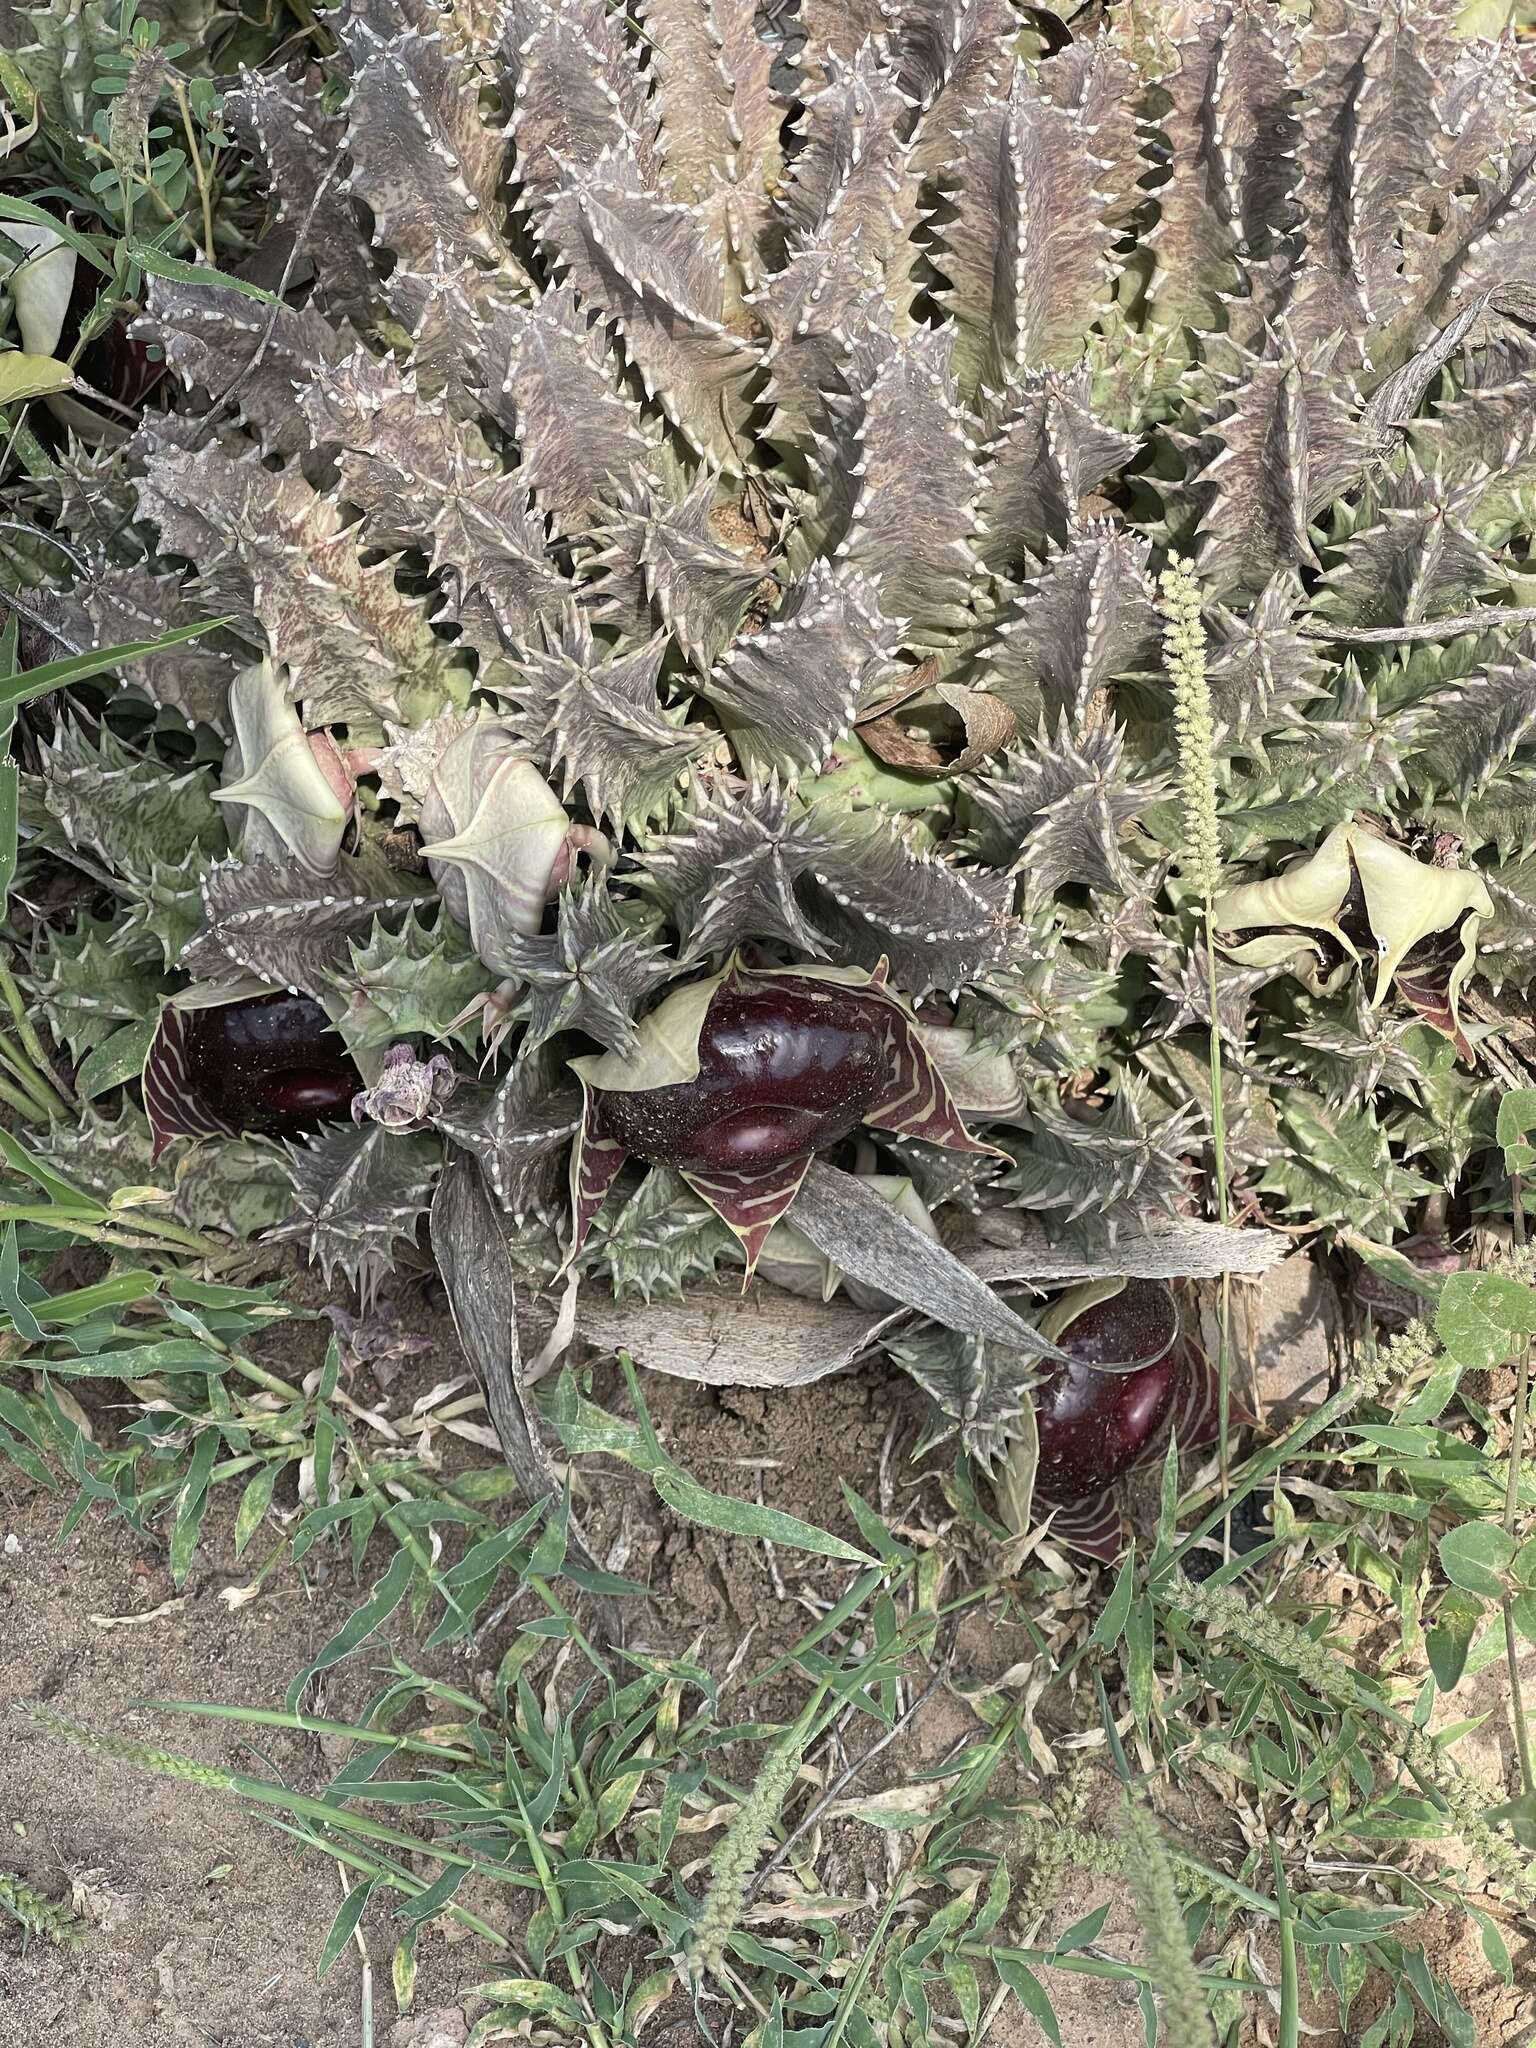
[416,719,609,973]
[144,983,357,1158]
[568,961,1001,1272]
[1214,824,1493,1056]
[1003,1277,1231,1562]
[213,659,352,876]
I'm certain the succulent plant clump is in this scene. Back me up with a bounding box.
[12,0,1536,1545]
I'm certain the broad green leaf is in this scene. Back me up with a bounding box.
[0,352,72,404]
[0,757,16,915]
[1437,1522,1515,1601]
[1343,1233,1446,1306]
[75,1019,156,1101]
[469,1978,584,2025]
[748,1996,785,2048]
[286,1544,415,1708]
[438,1506,545,1592]
[397,1862,469,1926]
[1090,1549,1136,1651]
[0,618,231,714]
[127,242,279,303]
[995,1955,1063,2045]
[317,1877,374,1979]
[1468,1903,1513,1985]
[1426,1588,1484,1692]
[28,1270,160,1324]
[0,198,108,269]
[169,1427,219,1587]
[1398,1943,1478,2048]
[1053,1902,1112,1953]
[47,1338,226,1376]
[1288,1905,1419,1946]
[1125,1595,1156,1734]
[1513,1592,1536,1648]
[1436,1271,1536,1372]
[392,1929,419,2014]
[234,1460,281,1558]
[1486,1789,1536,1848]
[0,1222,46,1343]
[1154,1431,1180,1557]
[840,1482,912,1562]
[651,1466,872,1565]
[0,1412,55,1490]
[0,1127,99,1210]
[1497,1088,1536,1178]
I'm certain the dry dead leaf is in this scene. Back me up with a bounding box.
[89,1596,187,1630]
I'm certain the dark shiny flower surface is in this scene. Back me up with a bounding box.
[1034,1280,1181,1501]
[180,992,357,1138]
[595,979,887,1173]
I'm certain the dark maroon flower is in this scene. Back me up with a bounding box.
[145,990,357,1158]
[568,962,999,1271]
[1029,1280,1233,1562]
[594,977,888,1173]
[1034,1281,1182,1501]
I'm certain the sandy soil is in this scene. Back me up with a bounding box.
[0,1289,1529,2047]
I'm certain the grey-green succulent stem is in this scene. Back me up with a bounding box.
[1503,1164,1535,1799]
[1297,604,1536,643]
